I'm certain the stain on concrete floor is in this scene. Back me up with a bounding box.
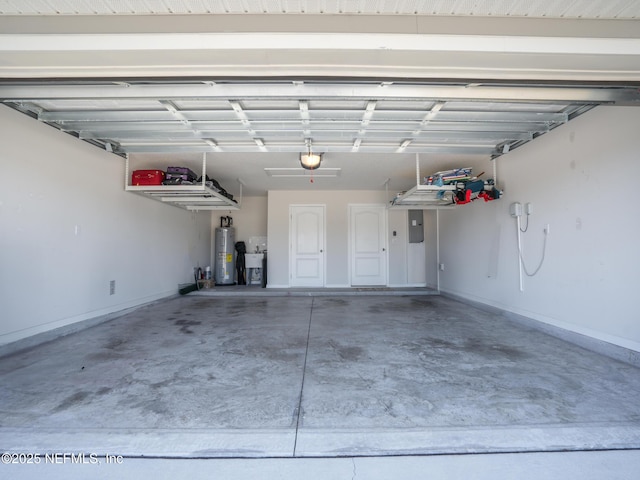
[1,295,640,456]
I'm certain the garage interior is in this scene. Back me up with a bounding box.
[1,1,640,478]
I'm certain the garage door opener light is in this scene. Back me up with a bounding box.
[300,139,322,171]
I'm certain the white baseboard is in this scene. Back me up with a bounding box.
[440,289,640,367]
[0,290,177,356]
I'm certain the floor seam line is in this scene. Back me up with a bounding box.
[292,297,314,457]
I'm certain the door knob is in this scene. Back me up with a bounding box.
[382,248,386,252]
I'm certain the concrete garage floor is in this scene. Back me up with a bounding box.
[1,295,640,464]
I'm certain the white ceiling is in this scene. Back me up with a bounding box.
[1,1,639,196]
[1,0,639,19]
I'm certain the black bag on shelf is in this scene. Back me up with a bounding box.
[221,191,234,201]
[197,175,224,192]
[167,166,198,182]
[162,177,183,185]
[165,173,196,183]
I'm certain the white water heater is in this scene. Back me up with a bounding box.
[215,217,235,285]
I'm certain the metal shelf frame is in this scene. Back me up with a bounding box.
[390,184,457,209]
[389,154,457,209]
[124,153,242,211]
[388,154,497,209]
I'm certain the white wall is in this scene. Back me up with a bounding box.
[423,210,439,289]
[267,191,437,288]
[217,195,268,247]
[0,106,211,346]
[389,210,438,288]
[267,190,392,287]
[438,106,640,351]
[387,209,408,286]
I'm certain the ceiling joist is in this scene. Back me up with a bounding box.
[4,82,639,105]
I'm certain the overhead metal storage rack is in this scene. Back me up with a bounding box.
[124,154,241,211]
[390,184,458,209]
[389,155,499,209]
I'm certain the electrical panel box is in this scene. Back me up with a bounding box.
[408,210,424,243]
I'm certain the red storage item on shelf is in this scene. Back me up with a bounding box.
[131,169,165,186]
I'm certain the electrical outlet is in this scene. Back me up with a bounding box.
[439,263,445,271]
[109,280,116,295]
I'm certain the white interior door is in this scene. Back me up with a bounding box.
[350,205,387,286]
[290,205,325,287]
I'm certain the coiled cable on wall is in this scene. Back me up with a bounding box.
[512,204,550,291]
[519,212,530,232]
[517,221,548,277]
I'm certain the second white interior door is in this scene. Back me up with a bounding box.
[350,205,387,286]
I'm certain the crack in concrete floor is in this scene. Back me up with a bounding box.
[1,295,640,457]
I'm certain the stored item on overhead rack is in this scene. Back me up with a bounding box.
[131,169,165,186]
[197,175,223,192]
[478,187,501,202]
[164,173,195,184]
[166,166,198,182]
[454,179,485,204]
[424,167,472,185]
[454,179,501,205]
[196,175,237,203]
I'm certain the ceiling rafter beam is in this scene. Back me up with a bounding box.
[299,100,310,123]
[35,108,570,124]
[116,143,497,155]
[204,139,219,150]
[158,99,221,147]
[420,101,446,125]
[361,100,377,125]
[254,137,267,151]
[299,100,311,137]
[49,117,555,133]
[229,99,268,150]
[77,129,533,142]
[351,100,377,152]
[159,100,190,125]
[3,83,637,105]
[408,100,448,138]
[57,123,553,137]
[396,139,413,153]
